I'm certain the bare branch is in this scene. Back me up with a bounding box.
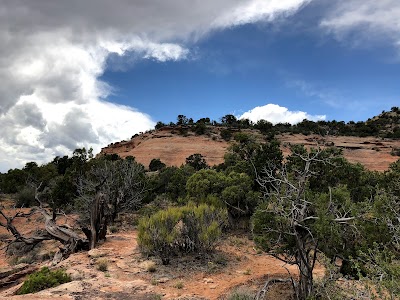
[254,144,357,299]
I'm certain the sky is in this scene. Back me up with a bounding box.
[0,0,399,172]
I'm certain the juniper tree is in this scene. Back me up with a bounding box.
[253,146,359,300]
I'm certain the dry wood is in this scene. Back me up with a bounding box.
[255,276,293,300]
[0,188,89,263]
[0,265,39,288]
[0,264,29,280]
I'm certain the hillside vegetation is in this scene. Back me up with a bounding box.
[101,108,400,171]
[0,108,399,299]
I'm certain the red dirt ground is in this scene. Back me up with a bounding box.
[0,199,324,300]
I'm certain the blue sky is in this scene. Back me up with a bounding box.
[100,1,400,124]
[0,0,399,171]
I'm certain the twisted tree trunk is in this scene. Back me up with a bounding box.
[294,227,317,300]
[297,254,313,300]
[85,192,107,249]
[0,202,88,264]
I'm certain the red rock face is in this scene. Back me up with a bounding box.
[278,133,400,171]
[101,128,229,169]
[101,128,400,172]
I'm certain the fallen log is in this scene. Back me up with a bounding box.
[1,198,88,265]
[0,264,29,280]
[255,276,294,300]
[0,265,39,288]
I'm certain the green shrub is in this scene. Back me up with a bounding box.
[185,153,208,170]
[138,204,227,264]
[138,203,162,217]
[17,267,71,295]
[233,132,252,144]
[16,187,36,207]
[220,129,232,141]
[138,206,181,264]
[149,158,166,171]
[109,225,118,233]
[193,122,207,135]
[391,147,400,156]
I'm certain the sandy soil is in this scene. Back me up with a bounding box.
[0,201,323,300]
[0,229,323,300]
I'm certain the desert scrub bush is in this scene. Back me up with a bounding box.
[96,258,109,272]
[146,261,157,272]
[138,206,181,264]
[220,129,232,141]
[174,281,184,289]
[7,241,40,262]
[137,202,162,217]
[16,267,71,295]
[351,245,400,299]
[391,147,400,156]
[109,225,118,233]
[226,288,254,300]
[138,204,227,264]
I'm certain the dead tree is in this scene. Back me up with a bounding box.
[77,158,144,249]
[253,146,357,300]
[0,185,88,264]
[0,158,144,264]
[103,158,144,222]
[80,191,107,250]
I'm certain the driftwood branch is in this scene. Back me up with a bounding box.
[0,190,89,264]
[0,265,39,288]
[256,276,293,300]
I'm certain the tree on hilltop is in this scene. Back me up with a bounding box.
[221,114,237,126]
[177,114,189,125]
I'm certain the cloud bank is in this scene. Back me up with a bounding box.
[0,0,311,171]
[240,104,326,124]
[320,0,400,49]
[5,0,397,171]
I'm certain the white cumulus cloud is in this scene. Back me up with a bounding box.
[0,0,311,172]
[239,103,326,124]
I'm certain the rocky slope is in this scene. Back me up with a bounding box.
[100,127,400,172]
[100,126,231,168]
[279,133,400,172]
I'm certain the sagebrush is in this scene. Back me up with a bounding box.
[138,203,227,264]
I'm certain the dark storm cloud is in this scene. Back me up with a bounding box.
[11,102,46,129]
[40,108,99,150]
